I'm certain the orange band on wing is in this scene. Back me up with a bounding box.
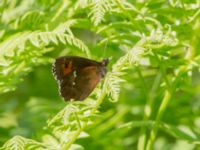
[63,61,72,75]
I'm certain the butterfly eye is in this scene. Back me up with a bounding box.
[101,58,109,66]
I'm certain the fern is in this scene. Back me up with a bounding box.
[1,0,200,150]
[1,0,32,24]
[104,26,178,102]
[53,19,78,34]
[0,31,90,93]
[89,0,115,26]
[30,32,90,55]
[1,136,44,150]
[15,11,45,30]
[43,29,175,149]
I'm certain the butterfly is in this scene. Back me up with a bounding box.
[52,56,109,101]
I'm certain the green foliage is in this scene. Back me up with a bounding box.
[0,0,200,150]
[1,135,44,150]
[89,0,115,26]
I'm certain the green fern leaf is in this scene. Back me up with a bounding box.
[16,11,45,30]
[89,0,113,26]
[1,136,45,150]
[2,136,27,150]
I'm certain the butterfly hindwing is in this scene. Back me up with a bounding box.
[74,66,101,100]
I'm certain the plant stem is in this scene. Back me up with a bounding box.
[137,73,162,150]
[61,122,87,150]
[146,90,171,150]
[51,0,69,22]
[136,67,148,150]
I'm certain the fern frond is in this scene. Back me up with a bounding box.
[2,136,26,150]
[1,136,44,150]
[16,11,45,30]
[0,31,90,94]
[104,28,175,102]
[89,0,114,26]
[46,101,97,149]
[0,31,90,65]
[47,102,95,128]
[0,32,31,66]
[104,37,151,102]
[31,32,90,57]
[45,33,169,148]
[53,19,77,34]
[74,0,92,10]
[2,0,32,24]
[104,72,125,102]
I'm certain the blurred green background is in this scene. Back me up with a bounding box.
[0,0,200,150]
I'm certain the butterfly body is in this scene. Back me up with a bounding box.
[52,56,109,101]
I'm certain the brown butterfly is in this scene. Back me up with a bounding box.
[52,56,109,101]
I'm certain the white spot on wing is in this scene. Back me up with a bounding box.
[73,70,77,78]
[58,79,63,96]
[72,70,77,86]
